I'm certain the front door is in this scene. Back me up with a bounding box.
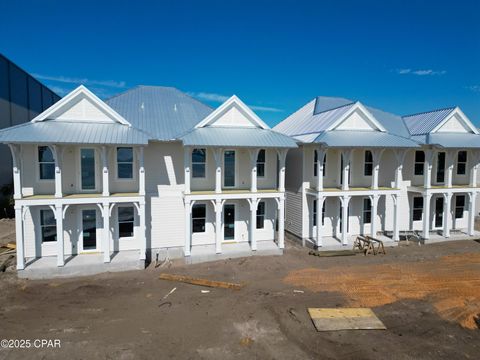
[82,209,97,251]
[81,148,96,191]
[435,197,443,228]
[224,150,236,187]
[224,204,235,241]
[436,152,445,184]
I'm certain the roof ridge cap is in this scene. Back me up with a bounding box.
[402,106,456,119]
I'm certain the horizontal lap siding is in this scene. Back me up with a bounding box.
[149,192,185,249]
[286,190,302,238]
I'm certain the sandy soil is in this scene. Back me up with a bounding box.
[0,237,479,360]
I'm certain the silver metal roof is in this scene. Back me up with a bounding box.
[402,107,455,135]
[0,121,151,145]
[313,130,419,148]
[180,127,297,148]
[411,133,480,148]
[106,86,213,140]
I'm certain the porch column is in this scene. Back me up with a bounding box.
[468,192,476,236]
[277,149,288,192]
[340,195,351,245]
[469,151,479,187]
[443,193,452,238]
[446,151,455,188]
[278,197,285,249]
[422,193,432,239]
[316,147,325,191]
[101,146,110,196]
[139,200,146,261]
[215,200,223,253]
[52,145,63,198]
[8,144,22,199]
[184,200,192,256]
[184,147,191,195]
[55,204,64,267]
[138,146,145,196]
[371,149,384,190]
[14,205,25,270]
[316,195,324,247]
[213,149,222,193]
[393,194,400,242]
[424,150,433,189]
[103,203,111,263]
[394,150,407,189]
[249,198,258,251]
[341,149,352,191]
[369,194,379,237]
[249,149,260,193]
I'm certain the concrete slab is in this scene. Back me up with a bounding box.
[308,235,398,251]
[424,230,480,244]
[19,250,145,279]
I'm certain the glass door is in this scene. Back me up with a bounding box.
[82,209,97,251]
[224,151,235,187]
[224,204,235,241]
[81,149,96,191]
[435,197,443,228]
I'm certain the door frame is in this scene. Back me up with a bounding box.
[223,203,236,242]
[77,206,101,253]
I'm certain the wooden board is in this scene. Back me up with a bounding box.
[308,308,386,331]
[159,273,244,290]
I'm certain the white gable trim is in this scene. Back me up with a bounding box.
[326,102,386,132]
[195,95,269,129]
[31,85,130,126]
[431,107,479,134]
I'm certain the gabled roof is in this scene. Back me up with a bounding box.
[106,86,213,140]
[402,107,456,135]
[411,133,480,148]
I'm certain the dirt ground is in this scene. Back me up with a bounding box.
[0,228,480,359]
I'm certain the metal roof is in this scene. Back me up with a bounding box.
[0,121,151,145]
[180,127,298,148]
[411,133,480,148]
[313,130,419,148]
[402,107,455,135]
[106,86,213,140]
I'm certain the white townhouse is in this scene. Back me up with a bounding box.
[0,85,296,273]
[274,97,480,248]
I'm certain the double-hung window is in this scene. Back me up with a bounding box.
[40,209,56,242]
[192,149,206,178]
[414,151,425,176]
[117,147,134,179]
[412,197,423,221]
[192,204,206,233]
[38,146,55,180]
[256,201,265,229]
[118,207,134,237]
[363,198,372,224]
[457,151,467,175]
[257,150,266,177]
[455,195,465,219]
[364,151,373,176]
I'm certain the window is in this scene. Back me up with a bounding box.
[192,149,206,178]
[117,147,133,179]
[313,150,318,177]
[118,207,134,237]
[257,150,266,177]
[412,197,423,221]
[38,146,55,180]
[414,151,425,176]
[363,198,372,224]
[256,201,265,229]
[40,209,56,242]
[81,149,96,190]
[364,151,373,176]
[455,195,465,219]
[192,204,206,233]
[322,153,326,176]
[457,151,467,175]
[313,199,317,226]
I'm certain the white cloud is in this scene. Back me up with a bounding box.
[395,68,446,76]
[466,85,480,93]
[33,73,126,88]
[188,91,283,112]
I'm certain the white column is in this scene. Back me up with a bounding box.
[394,150,407,189]
[138,146,145,196]
[371,149,384,190]
[422,193,432,239]
[340,195,350,245]
[316,195,324,247]
[184,200,192,256]
[424,150,433,189]
[341,150,352,191]
[215,200,222,253]
[278,197,285,249]
[468,192,476,236]
[55,204,64,267]
[446,151,454,188]
[393,194,400,242]
[14,205,25,270]
[370,194,379,237]
[139,201,146,260]
[316,148,325,191]
[249,198,258,251]
[52,145,63,198]
[249,149,259,193]
[101,146,110,196]
[277,149,287,192]
[443,193,452,238]
[184,147,191,195]
[8,145,22,199]
[214,149,222,193]
[103,203,111,263]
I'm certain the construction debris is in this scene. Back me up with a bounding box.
[353,236,386,255]
[162,287,177,300]
[308,249,357,257]
[5,242,16,250]
[0,255,14,272]
[293,290,304,294]
[308,308,386,331]
[201,290,210,294]
[159,273,244,290]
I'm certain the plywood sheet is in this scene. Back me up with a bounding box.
[308,308,386,331]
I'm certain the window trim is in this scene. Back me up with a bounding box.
[412,196,423,221]
[37,145,55,182]
[192,203,207,233]
[116,147,135,181]
[256,149,266,178]
[363,198,372,224]
[414,151,425,176]
[456,151,467,176]
[455,195,465,219]
[364,150,373,176]
[40,209,57,243]
[192,148,207,179]
[256,201,265,229]
[117,205,135,239]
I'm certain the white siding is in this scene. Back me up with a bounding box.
[285,190,302,238]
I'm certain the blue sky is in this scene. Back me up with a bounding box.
[1,0,479,127]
